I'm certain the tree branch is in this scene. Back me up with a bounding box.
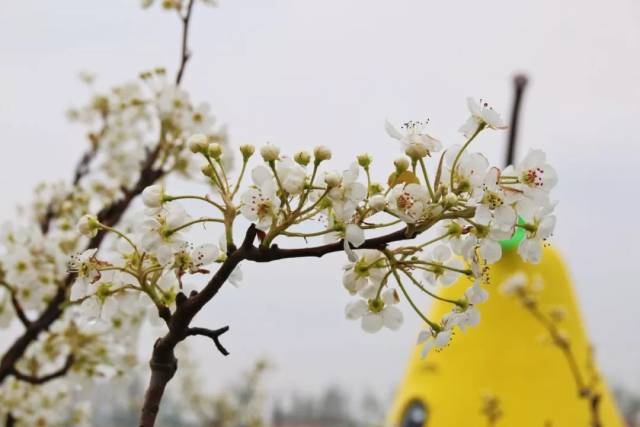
[187,326,230,356]
[175,0,196,86]
[505,73,528,167]
[11,354,74,385]
[9,294,30,328]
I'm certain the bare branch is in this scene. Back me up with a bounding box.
[175,0,196,86]
[9,294,30,328]
[11,354,74,385]
[187,326,230,356]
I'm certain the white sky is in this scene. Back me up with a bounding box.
[1,0,640,399]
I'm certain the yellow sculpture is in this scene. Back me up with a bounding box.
[388,247,624,427]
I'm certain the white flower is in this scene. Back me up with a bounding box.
[517,204,556,264]
[385,119,442,154]
[342,250,387,295]
[156,84,190,119]
[421,245,465,286]
[343,223,365,262]
[386,183,429,223]
[448,306,481,331]
[345,288,403,333]
[142,185,165,209]
[140,203,190,256]
[240,166,281,231]
[77,214,100,237]
[505,149,558,209]
[173,242,219,277]
[417,327,452,358]
[368,194,386,212]
[465,281,489,304]
[472,168,517,232]
[454,230,506,265]
[260,143,280,162]
[500,271,528,295]
[327,163,367,222]
[275,158,307,194]
[68,249,102,286]
[459,97,507,137]
[445,147,489,193]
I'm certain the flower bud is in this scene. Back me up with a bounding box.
[324,171,342,188]
[294,151,311,166]
[260,144,280,162]
[394,157,410,173]
[443,193,459,208]
[207,142,222,159]
[356,153,372,169]
[188,134,209,153]
[201,163,214,178]
[369,194,386,212]
[313,145,332,162]
[370,182,384,194]
[405,142,428,160]
[77,214,101,237]
[142,185,165,208]
[239,144,255,160]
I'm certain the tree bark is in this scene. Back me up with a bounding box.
[139,339,178,427]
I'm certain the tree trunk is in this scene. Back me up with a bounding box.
[138,341,178,427]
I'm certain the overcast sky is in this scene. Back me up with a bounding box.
[1,0,639,399]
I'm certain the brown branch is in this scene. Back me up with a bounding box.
[9,294,30,328]
[504,74,528,167]
[175,0,196,86]
[11,354,74,385]
[5,413,15,427]
[138,209,476,426]
[187,326,230,356]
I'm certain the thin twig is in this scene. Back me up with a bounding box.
[175,0,196,86]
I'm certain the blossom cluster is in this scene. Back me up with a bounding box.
[75,97,557,362]
[0,67,226,427]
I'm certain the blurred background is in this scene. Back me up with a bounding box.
[1,0,639,425]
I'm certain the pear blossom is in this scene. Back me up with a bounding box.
[386,183,429,223]
[275,158,307,194]
[421,245,466,286]
[327,163,367,222]
[140,203,190,258]
[465,281,489,304]
[517,204,556,263]
[504,149,558,207]
[417,326,453,358]
[343,223,365,262]
[459,97,507,137]
[342,250,387,295]
[68,249,103,286]
[345,288,403,333]
[173,242,219,279]
[445,147,489,194]
[500,271,528,295]
[385,119,442,154]
[241,166,281,231]
[368,194,386,212]
[472,168,517,231]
